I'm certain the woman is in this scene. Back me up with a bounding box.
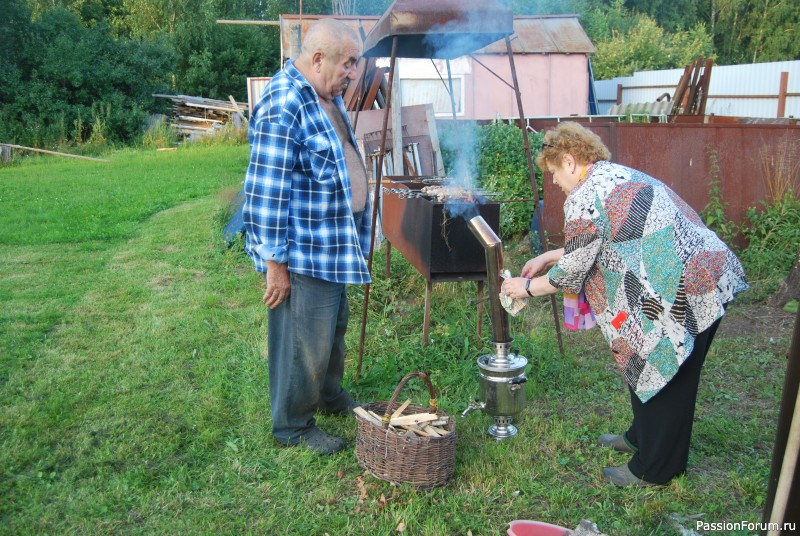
[502,122,748,487]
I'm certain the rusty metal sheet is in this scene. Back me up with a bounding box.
[530,120,800,248]
[478,15,595,55]
[362,0,513,59]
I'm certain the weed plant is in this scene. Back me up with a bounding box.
[193,122,250,147]
[700,146,739,247]
[701,143,800,302]
[739,194,800,298]
[0,145,789,535]
[140,118,181,149]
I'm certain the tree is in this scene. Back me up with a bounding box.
[740,0,800,63]
[624,0,699,31]
[0,7,174,146]
[167,0,279,99]
[588,7,714,79]
[581,0,646,42]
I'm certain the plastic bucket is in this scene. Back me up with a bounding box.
[507,519,570,536]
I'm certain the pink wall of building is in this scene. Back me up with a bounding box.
[466,54,591,120]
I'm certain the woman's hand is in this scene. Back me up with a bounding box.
[502,274,560,298]
[501,277,533,299]
[521,248,564,279]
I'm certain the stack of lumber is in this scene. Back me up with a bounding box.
[670,56,713,117]
[153,94,248,136]
[353,399,452,438]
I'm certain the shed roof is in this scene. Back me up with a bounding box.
[477,15,595,55]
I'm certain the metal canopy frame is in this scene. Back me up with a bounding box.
[356,3,564,377]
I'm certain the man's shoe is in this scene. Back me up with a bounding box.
[280,427,346,455]
[346,399,363,412]
[597,433,637,454]
[602,464,657,488]
[321,397,363,416]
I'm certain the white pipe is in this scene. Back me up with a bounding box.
[767,386,800,535]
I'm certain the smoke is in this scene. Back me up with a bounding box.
[421,9,501,222]
[440,120,484,221]
[421,7,503,60]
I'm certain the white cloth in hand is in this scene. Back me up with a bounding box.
[500,269,528,317]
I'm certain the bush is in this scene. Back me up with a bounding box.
[191,122,249,146]
[739,193,800,282]
[438,121,543,239]
[139,117,180,149]
[477,123,543,239]
[0,7,174,147]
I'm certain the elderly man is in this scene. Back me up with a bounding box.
[243,19,371,455]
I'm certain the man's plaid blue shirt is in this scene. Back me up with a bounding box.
[243,60,372,284]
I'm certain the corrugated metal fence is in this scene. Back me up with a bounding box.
[595,60,800,119]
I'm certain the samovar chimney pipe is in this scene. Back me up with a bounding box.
[467,215,511,345]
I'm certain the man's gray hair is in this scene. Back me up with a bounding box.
[300,19,360,61]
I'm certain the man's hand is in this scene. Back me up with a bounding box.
[263,262,290,309]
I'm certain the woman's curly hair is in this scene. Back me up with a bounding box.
[535,122,611,170]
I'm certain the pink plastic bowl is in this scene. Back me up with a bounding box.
[507,519,571,536]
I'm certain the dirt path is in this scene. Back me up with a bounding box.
[718,302,797,342]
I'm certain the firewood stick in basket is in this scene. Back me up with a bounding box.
[390,399,412,419]
[399,424,434,437]
[353,406,382,426]
[389,413,438,427]
[422,425,442,437]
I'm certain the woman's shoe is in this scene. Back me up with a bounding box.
[602,464,657,487]
[597,433,637,454]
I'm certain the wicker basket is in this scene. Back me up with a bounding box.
[354,372,456,489]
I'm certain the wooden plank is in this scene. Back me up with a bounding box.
[399,424,435,437]
[697,58,713,116]
[180,101,242,113]
[178,115,223,123]
[353,406,382,426]
[686,57,704,114]
[0,143,109,162]
[389,413,438,426]
[422,425,442,437]
[670,64,692,116]
[343,59,367,111]
[228,95,248,122]
[390,399,412,419]
[153,93,247,113]
[174,125,213,133]
[425,104,445,175]
[361,67,386,111]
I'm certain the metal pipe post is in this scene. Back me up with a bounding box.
[504,35,564,356]
[357,36,398,380]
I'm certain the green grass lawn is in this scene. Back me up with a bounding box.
[0,145,789,535]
